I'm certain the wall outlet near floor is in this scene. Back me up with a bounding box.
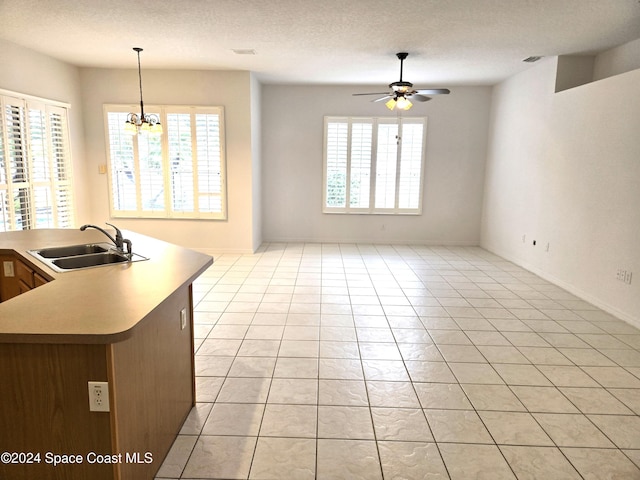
[616,269,633,285]
[88,381,110,412]
[522,234,526,243]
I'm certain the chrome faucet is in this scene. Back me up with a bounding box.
[80,222,132,259]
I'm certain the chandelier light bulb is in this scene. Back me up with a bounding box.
[396,96,413,110]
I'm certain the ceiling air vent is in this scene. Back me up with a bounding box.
[523,56,543,63]
[232,49,256,55]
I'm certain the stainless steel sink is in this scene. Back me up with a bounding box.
[52,252,130,270]
[35,243,110,258]
[27,243,148,273]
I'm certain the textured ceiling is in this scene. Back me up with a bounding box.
[1,0,639,86]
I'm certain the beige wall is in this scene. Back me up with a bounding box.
[481,57,640,326]
[261,84,492,244]
[594,37,640,81]
[4,38,639,327]
[0,39,90,225]
[79,68,258,253]
[250,74,263,251]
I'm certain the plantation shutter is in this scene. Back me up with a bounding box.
[349,120,373,209]
[105,105,227,220]
[106,111,137,212]
[374,120,399,209]
[0,93,74,231]
[195,112,224,214]
[49,107,74,227]
[397,120,424,209]
[323,116,426,214]
[325,120,348,208]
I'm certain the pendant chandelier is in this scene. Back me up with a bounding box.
[124,47,162,135]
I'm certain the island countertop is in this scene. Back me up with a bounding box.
[0,228,213,344]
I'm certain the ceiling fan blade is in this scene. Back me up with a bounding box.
[352,92,392,96]
[415,88,451,95]
[372,95,393,103]
[411,94,432,102]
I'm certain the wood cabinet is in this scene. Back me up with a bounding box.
[0,229,212,479]
[0,254,51,302]
[0,284,195,480]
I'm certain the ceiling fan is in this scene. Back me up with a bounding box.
[353,52,450,110]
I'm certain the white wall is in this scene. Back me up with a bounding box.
[250,74,263,251]
[0,39,90,224]
[261,85,491,244]
[481,57,640,325]
[79,68,258,252]
[594,37,640,81]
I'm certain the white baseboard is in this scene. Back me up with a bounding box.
[482,244,640,329]
[191,247,256,256]
[261,237,479,246]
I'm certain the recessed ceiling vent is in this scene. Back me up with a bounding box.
[233,49,256,55]
[523,56,543,63]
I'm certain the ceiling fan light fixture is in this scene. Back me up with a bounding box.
[353,52,450,108]
[385,98,397,110]
[396,96,413,110]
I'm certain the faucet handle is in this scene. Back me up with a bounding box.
[122,239,132,259]
[105,222,123,242]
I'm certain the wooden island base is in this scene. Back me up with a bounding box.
[0,229,212,480]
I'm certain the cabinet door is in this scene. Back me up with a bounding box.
[34,272,49,287]
[16,259,35,289]
[0,256,50,302]
[18,279,32,294]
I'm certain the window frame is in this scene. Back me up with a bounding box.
[103,104,227,220]
[0,89,75,232]
[322,115,427,215]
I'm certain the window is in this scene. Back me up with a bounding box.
[0,91,74,232]
[323,116,427,214]
[104,105,227,220]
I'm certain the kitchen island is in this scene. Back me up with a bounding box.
[0,228,213,480]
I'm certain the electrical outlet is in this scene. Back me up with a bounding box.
[545,243,550,252]
[88,381,110,412]
[3,261,15,277]
[180,308,187,330]
[616,269,633,284]
[522,235,526,243]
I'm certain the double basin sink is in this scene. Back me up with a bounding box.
[28,243,148,272]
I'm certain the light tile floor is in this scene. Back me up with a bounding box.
[155,244,640,480]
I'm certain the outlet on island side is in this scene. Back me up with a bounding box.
[88,381,110,412]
